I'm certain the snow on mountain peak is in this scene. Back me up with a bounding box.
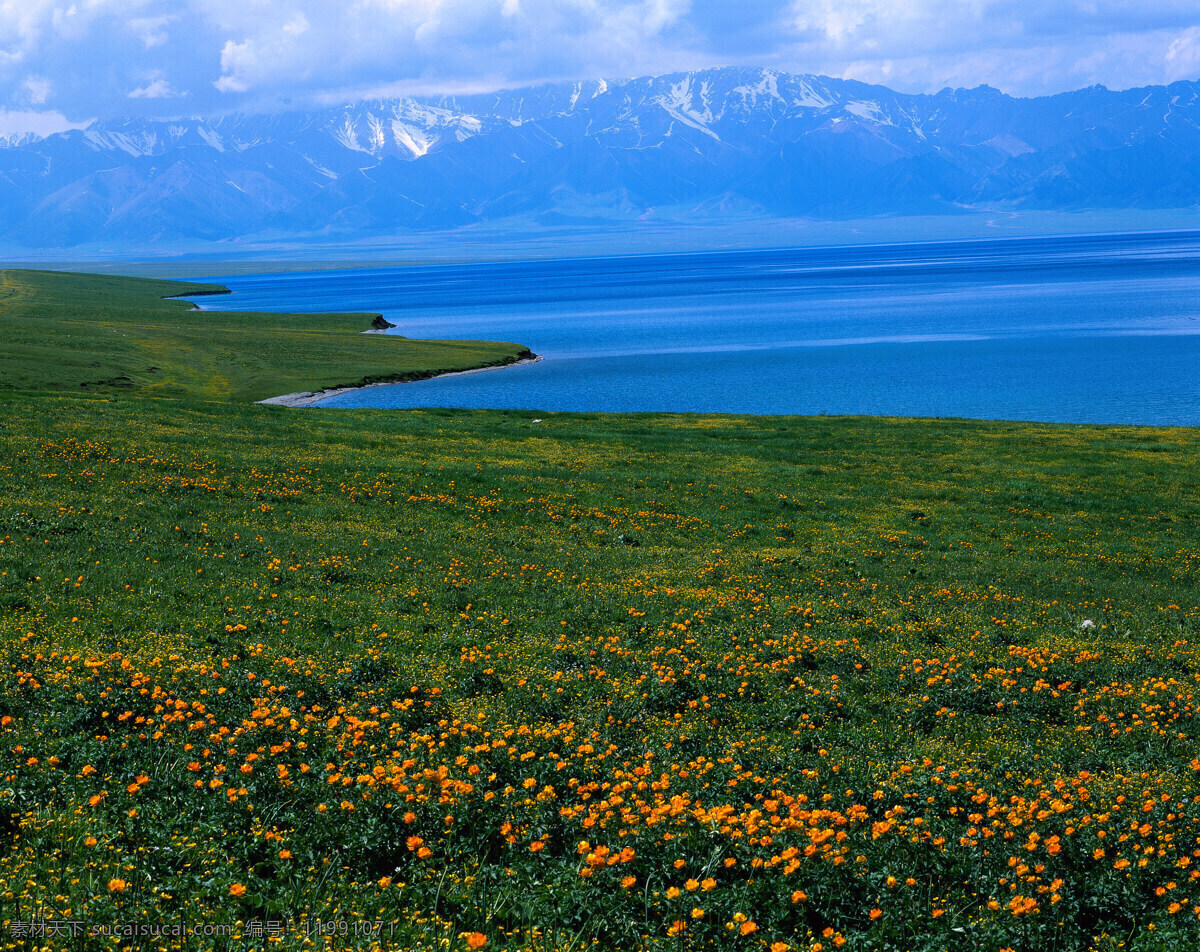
[330,117,365,153]
[843,101,890,125]
[0,132,38,148]
[791,79,833,109]
[368,115,387,152]
[198,127,226,153]
[2,67,1197,248]
[656,76,720,141]
[734,69,785,108]
[391,121,431,157]
[83,129,158,157]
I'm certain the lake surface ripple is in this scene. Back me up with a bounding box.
[193,230,1200,424]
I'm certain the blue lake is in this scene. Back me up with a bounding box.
[191,230,1200,424]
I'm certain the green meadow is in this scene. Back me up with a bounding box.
[0,269,529,403]
[1,270,1199,951]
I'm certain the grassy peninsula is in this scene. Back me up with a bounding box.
[0,269,531,403]
[1,270,1199,951]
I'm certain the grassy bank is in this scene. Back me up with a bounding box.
[0,270,530,403]
[1,271,1199,951]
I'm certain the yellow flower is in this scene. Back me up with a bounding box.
[107,878,126,893]
[229,883,246,897]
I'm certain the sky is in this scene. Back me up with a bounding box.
[2,0,1200,136]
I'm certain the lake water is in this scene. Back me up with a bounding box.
[191,230,1200,425]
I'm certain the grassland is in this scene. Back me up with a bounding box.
[0,270,530,403]
[2,270,1200,951]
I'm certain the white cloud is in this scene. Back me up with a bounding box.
[282,14,309,37]
[128,76,177,99]
[204,0,697,96]
[0,0,55,64]
[127,15,173,49]
[3,0,1200,120]
[0,107,87,136]
[22,74,50,104]
[1,0,159,62]
[213,10,318,94]
[215,38,255,92]
[790,0,874,43]
[1166,26,1200,81]
[769,1,1200,93]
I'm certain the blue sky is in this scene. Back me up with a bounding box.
[2,0,1200,135]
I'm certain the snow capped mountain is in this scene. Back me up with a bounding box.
[1,67,1198,248]
[0,131,44,149]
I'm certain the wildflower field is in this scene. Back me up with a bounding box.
[2,272,1200,951]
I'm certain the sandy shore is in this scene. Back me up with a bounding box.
[258,354,543,408]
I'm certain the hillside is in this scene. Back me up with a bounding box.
[2,67,1198,248]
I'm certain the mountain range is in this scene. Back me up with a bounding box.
[2,67,1198,249]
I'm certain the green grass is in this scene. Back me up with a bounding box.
[1,270,1199,951]
[0,269,531,403]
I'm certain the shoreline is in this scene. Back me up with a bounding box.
[163,288,232,304]
[258,354,543,408]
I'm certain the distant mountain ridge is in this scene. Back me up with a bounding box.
[2,67,1198,248]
